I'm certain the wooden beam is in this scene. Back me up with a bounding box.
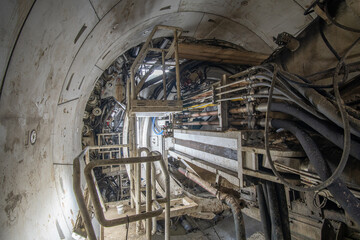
[177,43,269,66]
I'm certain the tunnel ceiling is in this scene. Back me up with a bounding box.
[0,0,318,239]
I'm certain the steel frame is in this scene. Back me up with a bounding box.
[73,147,171,240]
[129,25,183,116]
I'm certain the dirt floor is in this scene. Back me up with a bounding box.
[103,203,264,240]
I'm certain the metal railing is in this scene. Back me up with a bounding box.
[73,146,170,240]
[130,25,182,101]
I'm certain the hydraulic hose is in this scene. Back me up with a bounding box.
[265,182,284,240]
[256,184,271,240]
[279,40,360,138]
[177,167,246,240]
[256,102,360,160]
[271,119,360,225]
[275,184,291,240]
[264,65,350,192]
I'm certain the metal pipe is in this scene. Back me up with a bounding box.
[176,121,219,126]
[215,79,248,90]
[73,156,97,240]
[135,150,146,232]
[215,86,248,96]
[229,107,247,114]
[130,115,137,208]
[111,96,126,110]
[215,74,272,90]
[178,167,246,240]
[130,163,135,208]
[151,162,157,235]
[217,94,289,102]
[177,111,218,118]
[146,162,152,239]
[183,89,212,102]
[138,148,151,238]
[83,156,163,228]
[88,144,129,150]
[151,151,171,240]
[86,156,161,167]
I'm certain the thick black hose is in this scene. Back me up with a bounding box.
[259,102,360,160]
[279,68,360,137]
[271,119,360,225]
[256,184,271,240]
[223,196,246,240]
[266,182,284,240]
[275,184,291,240]
[264,66,340,192]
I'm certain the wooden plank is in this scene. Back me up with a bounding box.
[177,43,269,66]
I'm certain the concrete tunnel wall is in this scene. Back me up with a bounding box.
[0,0,314,239]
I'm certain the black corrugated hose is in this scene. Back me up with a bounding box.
[271,119,360,225]
[258,102,360,160]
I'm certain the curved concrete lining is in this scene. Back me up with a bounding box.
[0,0,314,238]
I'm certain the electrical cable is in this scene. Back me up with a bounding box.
[278,71,333,89]
[319,19,341,60]
[263,102,360,160]
[278,71,336,101]
[271,119,360,225]
[313,190,328,209]
[318,19,349,83]
[264,38,360,191]
[264,60,350,191]
[305,61,360,82]
[277,66,360,136]
[152,117,163,135]
[271,73,327,119]
[324,1,360,33]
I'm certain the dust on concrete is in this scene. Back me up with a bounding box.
[4,191,22,222]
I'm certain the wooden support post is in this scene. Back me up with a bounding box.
[177,42,269,65]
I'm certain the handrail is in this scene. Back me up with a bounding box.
[73,147,170,240]
[73,150,97,240]
[84,156,163,228]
